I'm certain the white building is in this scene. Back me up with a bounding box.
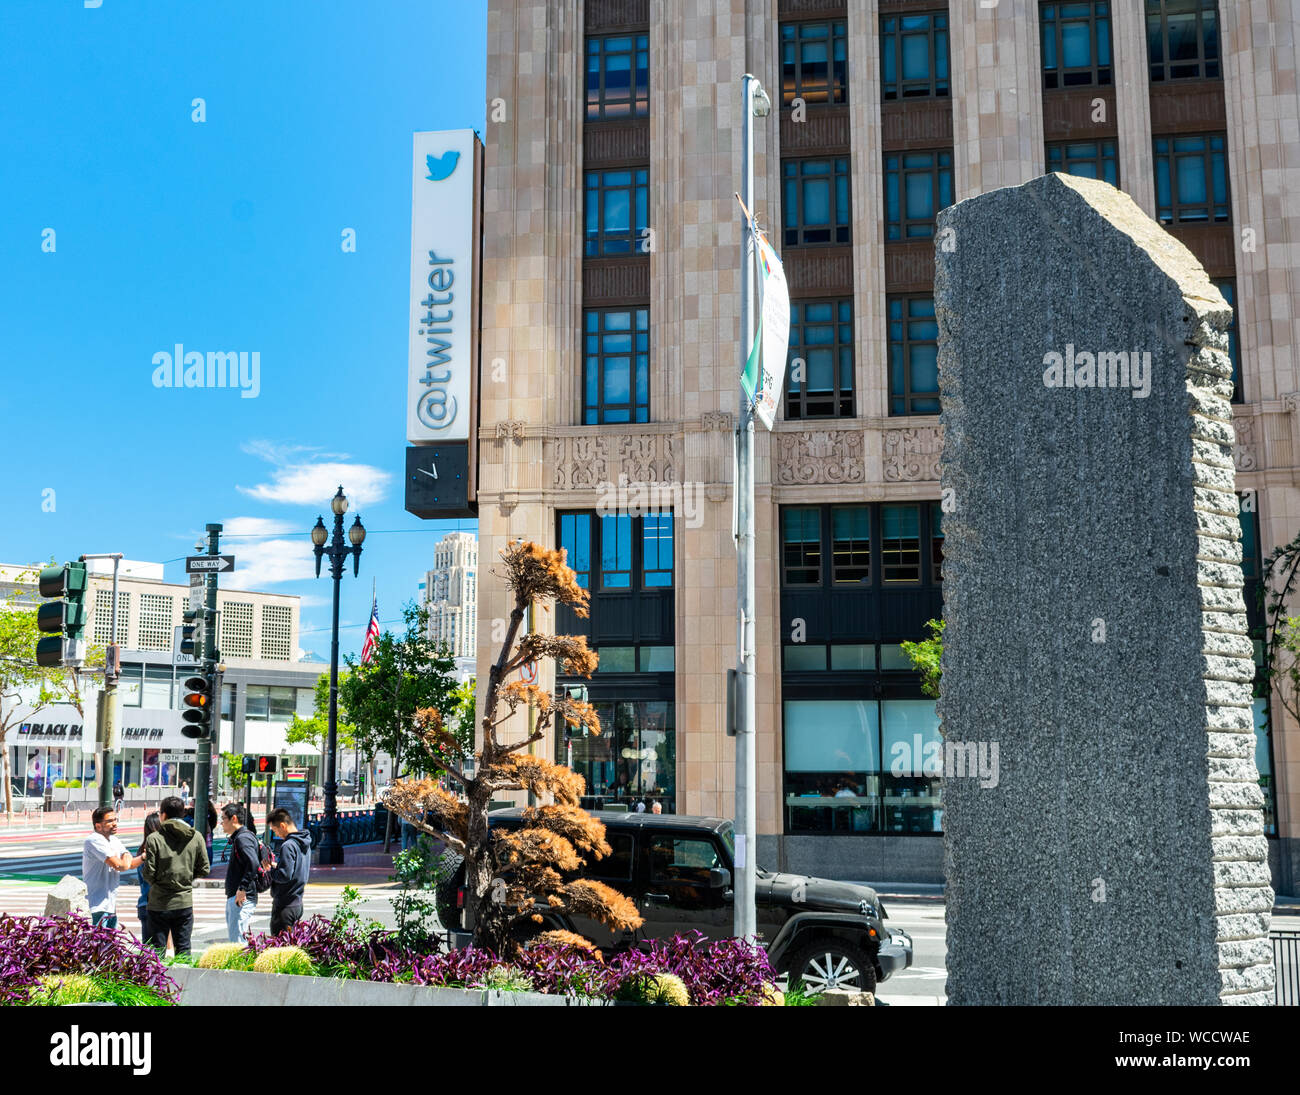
[423,532,477,668]
[1,561,328,799]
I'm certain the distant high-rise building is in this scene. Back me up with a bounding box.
[424,532,478,665]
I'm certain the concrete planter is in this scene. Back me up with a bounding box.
[170,965,606,1007]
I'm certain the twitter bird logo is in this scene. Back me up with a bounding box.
[426,150,460,182]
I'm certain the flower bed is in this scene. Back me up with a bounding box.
[0,915,179,1006]
[186,915,790,1006]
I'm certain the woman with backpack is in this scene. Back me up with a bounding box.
[135,811,161,941]
[219,802,266,943]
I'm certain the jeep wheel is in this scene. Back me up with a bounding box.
[787,940,877,994]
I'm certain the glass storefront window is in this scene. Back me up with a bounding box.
[881,699,943,833]
[783,699,879,833]
[565,699,674,813]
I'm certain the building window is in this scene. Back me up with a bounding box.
[600,514,633,589]
[1213,278,1240,402]
[931,501,945,582]
[786,299,854,420]
[142,665,173,709]
[884,149,953,240]
[831,507,870,585]
[92,589,129,646]
[782,508,822,587]
[220,601,254,659]
[1046,139,1119,186]
[585,167,649,256]
[245,685,269,721]
[1154,134,1229,224]
[269,686,296,721]
[137,593,174,652]
[780,20,848,106]
[583,307,650,424]
[881,504,922,583]
[888,296,939,416]
[560,510,674,592]
[881,12,950,100]
[1146,0,1220,82]
[642,512,674,587]
[1041,2,1113,88]
[782,158,851,247]
[261,604,292,661]
[586,34,649,120]
[560,513,592,589]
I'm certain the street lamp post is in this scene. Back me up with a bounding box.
[311,486,366,866]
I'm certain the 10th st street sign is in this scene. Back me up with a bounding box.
[185,555,235,573]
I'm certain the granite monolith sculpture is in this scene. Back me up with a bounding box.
[936,173,1275,1005]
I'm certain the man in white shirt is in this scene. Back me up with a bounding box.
[82,806,143,929]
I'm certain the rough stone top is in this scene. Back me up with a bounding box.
[942,172,1230,328]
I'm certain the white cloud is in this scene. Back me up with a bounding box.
[237,460,391,509]
[222,538,319,589]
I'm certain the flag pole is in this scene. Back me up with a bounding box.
[734,73,765,942]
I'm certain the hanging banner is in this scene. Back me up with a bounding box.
[737,199,790,430]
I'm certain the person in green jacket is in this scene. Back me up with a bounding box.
[142,795,210,955]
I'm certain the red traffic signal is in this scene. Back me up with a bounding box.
[257,755,277,774]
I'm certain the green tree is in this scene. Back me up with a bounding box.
[286,672,358,785]
[338,602,460,779]
[900,618,944,700]
[0,567,104,815]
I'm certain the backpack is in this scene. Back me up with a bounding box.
[253,839,273,894]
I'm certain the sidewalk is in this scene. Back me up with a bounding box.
[200,841,399,889]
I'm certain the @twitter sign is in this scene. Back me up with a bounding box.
[408,129,481,444]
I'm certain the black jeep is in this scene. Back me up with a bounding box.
[440,809,912,993]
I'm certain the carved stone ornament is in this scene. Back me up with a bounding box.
[550,432,678,490]
[883,427,943,482]
[776,429,865,485]
[1232,415,1257,472]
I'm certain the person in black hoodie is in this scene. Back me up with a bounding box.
[219,803,261,943]
[266,807,312,936]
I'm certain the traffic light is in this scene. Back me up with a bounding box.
[180,607,206,659]
[35,562,88,667]
[180,675,214,739]
[241,754,257,774]
[257,755,277,775]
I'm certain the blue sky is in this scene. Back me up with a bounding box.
[0,0,485,659]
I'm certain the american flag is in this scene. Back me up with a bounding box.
[361,590,380,664]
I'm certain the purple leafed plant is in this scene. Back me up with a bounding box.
[0,914,179,1005]
[606,932,776,1005]
[245,915,429,978]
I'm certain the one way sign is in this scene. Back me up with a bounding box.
[185,555,235,573]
